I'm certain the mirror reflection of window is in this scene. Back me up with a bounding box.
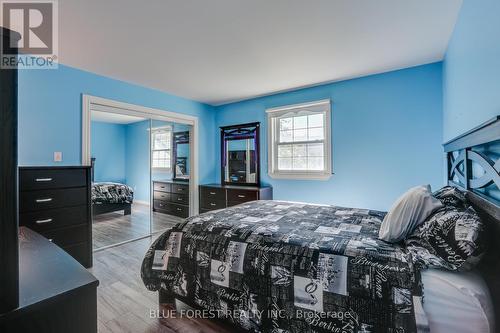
[151,128,172,170]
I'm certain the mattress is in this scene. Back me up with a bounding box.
[91,182,134,204]
[422,268,494,333]
[142,200,426,332]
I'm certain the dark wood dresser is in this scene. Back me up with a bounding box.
[19,166,92,268]
[199,184,273,213]
[153,180,190,218]
[0,227,98,333]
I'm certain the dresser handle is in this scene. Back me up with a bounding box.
[35,178,53,182]
[36,218,53,224]
[210,192,216,195]
[238,195,246,198]
[210,203,216,206]
[36,198,53,203]
[178,198,182,201]
[177,208,182,211]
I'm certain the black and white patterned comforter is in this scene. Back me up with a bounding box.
[91,182,134,204]
[141,200,426,333]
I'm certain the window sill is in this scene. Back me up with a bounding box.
[268,172,332,181]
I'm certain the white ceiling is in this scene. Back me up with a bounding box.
[91,111,146,124]
[58,0,462,105]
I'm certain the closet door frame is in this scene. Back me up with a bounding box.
[81,94,199,216]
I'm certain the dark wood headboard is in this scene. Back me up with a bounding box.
[444,115,500,322]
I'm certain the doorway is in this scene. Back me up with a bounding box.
[82,95,199,250]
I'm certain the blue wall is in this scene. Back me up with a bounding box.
[91,121,126,183]
[443,0,500,141]
[215,63,444,210]
[125,120,151,202]
[17,64,216,185]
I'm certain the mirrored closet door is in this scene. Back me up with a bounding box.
[90,111,153,250]
[151,120,192,233]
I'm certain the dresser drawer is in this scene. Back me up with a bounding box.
[19,205,88,232]
[20,187,88,213]
[200,198,226,211]
[227,188,258,203]
[153,191,171,201]
[41,224,88,247]
[168,203,189,218]
[172,183,189,194]
[153,199,170,212]
[20,168,87,191]
[200,186,225,201]
[153,182,171,193]
[172,193,188,204]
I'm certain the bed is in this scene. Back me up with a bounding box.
[91,158,134,216]
[141,116,500,333]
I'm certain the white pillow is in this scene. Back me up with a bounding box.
[379,185,443,243]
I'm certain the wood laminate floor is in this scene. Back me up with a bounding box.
[90,236,235,333]
[92,203,182,249]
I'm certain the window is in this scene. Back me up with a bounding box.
[151,128,172,170]
[267,100,332,180]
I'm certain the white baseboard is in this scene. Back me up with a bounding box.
[133,200,150,206]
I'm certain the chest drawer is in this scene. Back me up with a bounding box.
[172,193,189,204]
[20,187,88,213]
[200,198,226,211]
[41,224,88,247]
[172,183,189,194]
[169,203,189,218]
[227,188,258,203]
[200,186,225,201]
[19,205,88,232]
[20,168,87,191]
[153,182,171,193]
[153,191,171,201]
[153,199,169,212]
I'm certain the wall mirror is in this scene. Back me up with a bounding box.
[173,131,190,180]
[221,122,260,186]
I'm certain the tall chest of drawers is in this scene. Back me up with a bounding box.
[199,184,273,213]
[19,166,92,268]
[152,180,190,218]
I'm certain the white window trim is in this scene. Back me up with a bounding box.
[267,99,332,180]
[151,127,173,171]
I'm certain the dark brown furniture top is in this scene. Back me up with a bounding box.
[0,227,98,332]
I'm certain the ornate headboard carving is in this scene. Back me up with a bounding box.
[444,115,500,322]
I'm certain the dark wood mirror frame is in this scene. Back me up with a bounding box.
[173,131,190,181]
[220,122,260,187]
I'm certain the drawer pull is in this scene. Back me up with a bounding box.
[178,188,184,191]
[238,195,246,198]
[210,203,216,206]
[35,178,53,182]
[36,198,53,203]
[177,198,182,201]
[36,218,53,224]
[177,208,182,211]
[210,192,216,195]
